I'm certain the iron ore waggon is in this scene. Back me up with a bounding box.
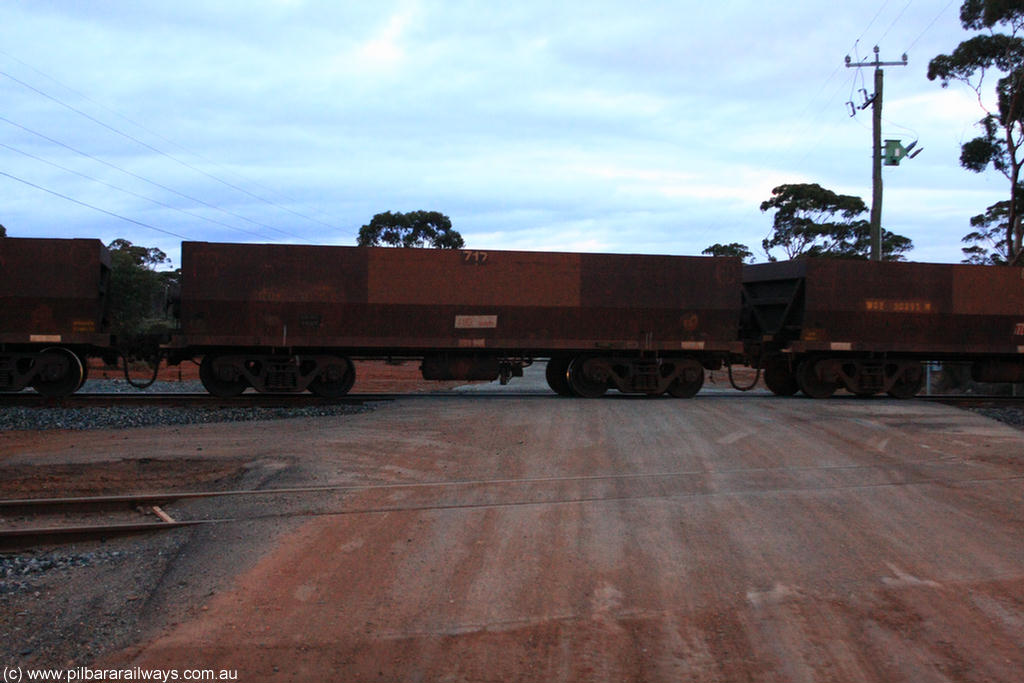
[167,242,744,397]
[743,259,1024,398]
[0,237,112,395]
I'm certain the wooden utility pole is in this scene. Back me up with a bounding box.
[845,46,907,261]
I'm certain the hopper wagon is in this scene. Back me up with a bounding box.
[167,242,744,398]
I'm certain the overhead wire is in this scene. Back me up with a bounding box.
[0,48,350,235]
[0,113,294,241]
[0,169,191,240]
[877,0,914,44]
[905,0,958,54]
[855,0,893,46]
[0,68,315,242]
[0,140,267,240]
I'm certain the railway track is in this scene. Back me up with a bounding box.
[0,389,611,407]
[0,392,385,408]
[1,390,1020,408]
[920,394,1024,408]
[6,458,1024,551]
[0,492,217,550]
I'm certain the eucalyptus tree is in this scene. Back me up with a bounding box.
[759,183,912,261]
[357,210,464,249]
[928,0,1024,265]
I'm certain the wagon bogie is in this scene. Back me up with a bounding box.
[0,346,89,395]
[558,355,707,397]
[792,356,924,398]
[198,352,357,397]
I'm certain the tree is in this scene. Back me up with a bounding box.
[357,210,464,249]
[108,237,168,268]
[702,242,754,262]
[760,183,912,261]
[0,224,6,237]
[106,239,175,337]
[961,194,1024,263]
[928,0,1024,265]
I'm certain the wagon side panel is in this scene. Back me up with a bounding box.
[0,237,111,345]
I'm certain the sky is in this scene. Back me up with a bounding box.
[0,0,1011,268]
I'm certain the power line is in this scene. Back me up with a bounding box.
[0,140,267,240]
[0,170,191,240]
[855,1,894,45]
[905,0,957,54]
[0,113,294,241]
[0,67,324,241]
[0,48,353,236]
[877,0,914,44]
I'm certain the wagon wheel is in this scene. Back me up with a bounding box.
[666,358,705,398]
[545,357,573,397]
[31,347,84,398]
[887,362,924,399]
[199,355,248,397]
[309,356,356,398]
[567,357,608,398]
[762,358,799,397]
[796,358,837,399]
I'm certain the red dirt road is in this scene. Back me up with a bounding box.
[95,396,1024,681]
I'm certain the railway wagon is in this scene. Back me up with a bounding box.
[170,242,743,397]
[743,258,1024,398]
[0,237,112,395]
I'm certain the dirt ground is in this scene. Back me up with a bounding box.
[3,387,1022,681]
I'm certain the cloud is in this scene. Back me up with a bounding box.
[344,5,417,74]
[0,1,1003,263]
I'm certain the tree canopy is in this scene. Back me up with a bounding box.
[961,192,1024,263]
[760,183,912,261]
[701,242,754,262]
[108,237,169,268]
[0,224,6,237]
[357,210,464,249]
[928,0,1024,264]
[106,239,177,337]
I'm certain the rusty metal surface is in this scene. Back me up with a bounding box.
[745,259,1024,355]
[0,237,111,344]
[177,242,742,354]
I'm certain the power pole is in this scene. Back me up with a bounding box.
[845,46,907,261]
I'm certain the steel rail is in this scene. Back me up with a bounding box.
[0,392,383,408]
[7,470,1023,550]
[3,452,1014,511]
[920,395,1024,407]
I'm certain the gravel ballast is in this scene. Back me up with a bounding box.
[970,406,1024,430]
[3,379,1023,431]
[1,380,373,431]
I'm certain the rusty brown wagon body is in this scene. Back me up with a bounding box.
[743,259,1024,398]
[171,242,743,397]
[0,237,112,394]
